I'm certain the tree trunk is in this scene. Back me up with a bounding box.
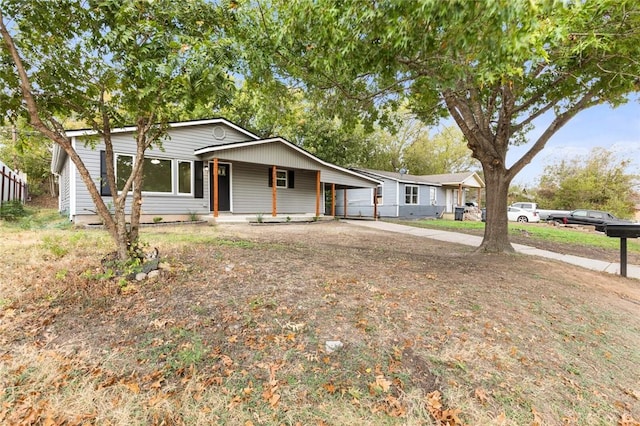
[478,165,514,253]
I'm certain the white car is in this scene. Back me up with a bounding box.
[507,206,540,223]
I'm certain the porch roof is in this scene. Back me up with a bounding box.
[194,137,381,189]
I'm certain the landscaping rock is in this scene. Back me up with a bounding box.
[325,340,344,353]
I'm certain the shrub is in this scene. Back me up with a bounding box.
[0,200,27,221]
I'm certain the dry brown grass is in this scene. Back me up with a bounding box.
[1,219,640,425]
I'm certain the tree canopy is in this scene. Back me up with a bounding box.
[244,0,640,252]
[0,0,238,260]
[403,126,479,176]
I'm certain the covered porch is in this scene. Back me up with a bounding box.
[194,138,381,220]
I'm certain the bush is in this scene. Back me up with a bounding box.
[0,200,27,221]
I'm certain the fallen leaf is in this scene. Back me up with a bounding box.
[124,381,140,394]
[375,375,392,392]
[323,383,337,394]
[474,387,489,404]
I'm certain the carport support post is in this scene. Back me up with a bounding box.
[373,188,378,220]
[315,171,321,217]
[272,165,277,217]
[213,158,219,218]
[331,184,336,216]
[343,188,347,218]
[620,237,628,277]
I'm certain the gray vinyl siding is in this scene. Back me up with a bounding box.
[215,143,320,169]
[213,143,377,188]
[72,122,244,218]
[59,158,71,216]
[231,162,316,214]
[335,187,375,217]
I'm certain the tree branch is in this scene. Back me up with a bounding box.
[507,88,600,181]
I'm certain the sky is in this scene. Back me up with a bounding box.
[507,96,640,188]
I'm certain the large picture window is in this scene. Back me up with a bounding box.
[405,185,418,205]
[116,154,174,194]
[143,157,172,193]
[178,161,192,195]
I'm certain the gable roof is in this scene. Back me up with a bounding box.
[195,138,381,188]
[51,118,260,174]
[352,168,441,186]
[63,118,261,140]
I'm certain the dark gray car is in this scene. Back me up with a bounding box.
[547,209,633,232]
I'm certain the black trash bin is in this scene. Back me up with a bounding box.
[481,208,486,222]
[454,206,465,221]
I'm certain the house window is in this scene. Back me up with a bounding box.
[116,154,133,191]
[268,167,295,188]
[115,154,174,193]
[276,169,288,188]
[405,185,418,205]
[178,161,192,195]
[143,157,172,193]
[430,187,437,205]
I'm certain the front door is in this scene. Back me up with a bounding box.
[210,163,230,212]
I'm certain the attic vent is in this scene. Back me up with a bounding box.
[212,126,226,140]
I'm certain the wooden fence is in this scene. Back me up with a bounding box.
[0,160,28,206]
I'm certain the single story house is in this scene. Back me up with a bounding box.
[335,168,484,219]
[425,172,485,213]
[51,118,380,224]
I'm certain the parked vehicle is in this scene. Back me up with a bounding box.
[507,206,540,223]
[510,202,570,221]
[546,209,633,232]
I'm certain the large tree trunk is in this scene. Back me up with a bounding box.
[478,165,514,253]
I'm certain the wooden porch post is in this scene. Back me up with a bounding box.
[343,188,347,218]
[331,183,336,217]
[315,171,321,217]
[477,187,481,207]
[272,165,277,217]
[213,158,219,218]
[458,184,462,205]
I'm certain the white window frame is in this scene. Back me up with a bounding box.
[177,160,193,196]
[405,185,419,205]
[276,169,288,188]
[429,187,437,205]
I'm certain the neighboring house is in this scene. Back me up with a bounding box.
[335,169,485,219]
[424,172,485,213]
[51,118,380,224]
[335,169,443,219]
